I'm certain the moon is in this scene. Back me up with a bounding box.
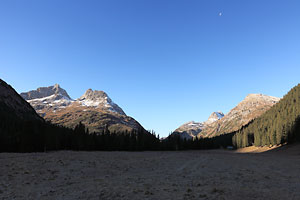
[219,12,222,16]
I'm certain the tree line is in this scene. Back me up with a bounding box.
[0,113,160,152]
[0,105,234,152]
[1,84,300,152]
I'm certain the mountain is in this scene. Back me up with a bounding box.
[172,111,224,139]
[0,79,43,122]
[200,94,280,138]
[21,85,144,133]
[0,79,47,152]
[172,121,205,140]
[233,84,300,148]
[77,89,125,115]
[206,112,225,125]
[172,94,279,140]
[20,84,71,100]
[1,79,158,152]
[20,84,73,117]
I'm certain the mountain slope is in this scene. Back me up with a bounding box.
[0,79,43,122]
[233,84,300,148]
[0,79,158,152]
[20,84,73,117]
[172,111,224,139]
[200,94,280,138]
[77,89,125,115]
[20,84,71,100]
[0,79,47,152]
[21,85,144,133]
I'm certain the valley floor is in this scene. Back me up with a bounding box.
[1,145,300,200]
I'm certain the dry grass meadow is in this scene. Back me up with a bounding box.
[1,145,300,200]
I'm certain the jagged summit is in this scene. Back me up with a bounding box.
[20,84,71,100]
[20,84,141,133]
[77,89,125,115]
[79,89,108,101]
[205,111,224,125]
[172,111,224,140]
[20,84,73,116]
[21,85,127,116]
[173,93,280,140]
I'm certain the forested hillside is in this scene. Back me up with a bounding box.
[233,84,300,148]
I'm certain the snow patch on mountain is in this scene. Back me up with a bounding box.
[172,112,224,140]
[205,111,224,125]
[77,89,125,115]
[199,94,280,138]
[21,84,71,100]
[21,85,126,116]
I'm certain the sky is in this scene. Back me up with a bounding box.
[1,0,300,137]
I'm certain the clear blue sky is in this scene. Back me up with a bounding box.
[1,0,300,136]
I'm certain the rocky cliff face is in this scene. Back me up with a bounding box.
[0,79,43,121]
[20,84,73,117]
[21,84,71,100]
[21,85,144,133]
[199,94,280,138]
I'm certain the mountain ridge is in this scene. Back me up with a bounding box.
[172,111,224,139]
[200,93,280,138]
[21,84,71,100]
[0,79,43,122]
[172,94,279,140]
[20,84,144,133]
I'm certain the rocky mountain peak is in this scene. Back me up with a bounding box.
[244,93,280,103]
[172,111,224,140]
[20,84,71,100]
[205,111,224,124]
[53,83,60,90]
[172,120,205,139]
[20,84,73,117]
[79,89,108,101]
[199,93,280,138]
[20,84,141,133]
[77,89,126,115]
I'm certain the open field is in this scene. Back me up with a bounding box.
[1,145,300,200]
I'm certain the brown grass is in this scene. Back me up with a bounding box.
[0,145,300,200]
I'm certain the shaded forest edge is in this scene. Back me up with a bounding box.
[0,110,235,152]
[232,83,300,148]
[1,81,300,152]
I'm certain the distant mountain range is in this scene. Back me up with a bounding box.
[1,78,300,152]
[172,111,224,139]
[0,79,158,152]
[20,84,144,133]
[172,94,280,139]
[20,84,281,138]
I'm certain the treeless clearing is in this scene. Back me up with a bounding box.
[1,145,300,200]
[235,145,280,153]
